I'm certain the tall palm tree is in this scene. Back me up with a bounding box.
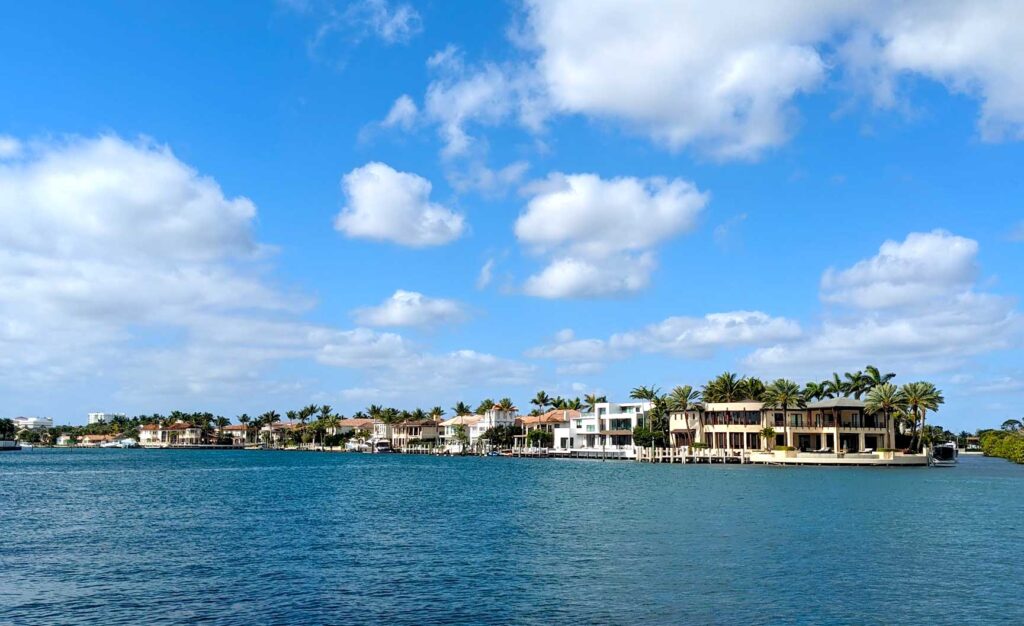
[668,385,701,446]
[475,398,496,415]
[496,397,516,411]
[563,397,583,410]
[319,405,333,421]
[630,385,661,430]
[802,381,826,402]
[451,401,471,416]
[429,406,445,422]
[530,391,552,413]
[582,393,606,413]
[738,377,766,401]
[702,372,742,403]
[901,381,945,452]
[238,414,251,444]
[260,410,281,447]
[842,371,867,399]
[762,379,805,449]
[864,383,906,449]
[823,372,848,399]
[864,365,896,388]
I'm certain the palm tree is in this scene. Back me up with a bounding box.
[429,406,445,422]
[237,414,251,444]
[630,385,661,427]
[530,391,552,413]
[451,401,472,416]
[582,393,606,413]
[864,365,896,388]
[760,426,776,450]
[668,385,701,446]
[802,381,826,402]
[496,397,516,411]
[762,379,805,449]
[563,397,583,410]
[864,383,906,449]
[319,405,333,421]
[843,370,868,399]
[260,410,281,447]
[901,381,945,452]
[702,372,742,403]
[475,398,495,415]
[738,377,766,401]
[823,372,848,399]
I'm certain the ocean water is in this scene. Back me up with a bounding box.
[2,450,1022,625]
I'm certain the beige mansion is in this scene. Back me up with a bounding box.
[670,398,896,453]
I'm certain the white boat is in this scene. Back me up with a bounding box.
[19,442,33,449]
[930,442,958,467]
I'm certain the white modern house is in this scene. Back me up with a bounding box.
[13,416,53,430]
[88,412,125,425]
[440,406,517,452]
[552,401,651,458]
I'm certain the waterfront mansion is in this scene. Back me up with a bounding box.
[551,401,652,458]
[670,398,896,453]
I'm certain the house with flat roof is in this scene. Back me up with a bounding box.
[516,409,578,448]
[669,398,895,453]
[551,401,651,458]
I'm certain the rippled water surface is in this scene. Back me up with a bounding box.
[2,450,1023,625]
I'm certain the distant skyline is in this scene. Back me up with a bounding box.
[1,1,1022,429]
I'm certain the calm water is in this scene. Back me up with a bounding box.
[2,450,1023,625]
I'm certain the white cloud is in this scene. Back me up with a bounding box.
[527,311,800,371]
[610,311,802,357]
[476,258,495,289]
[0,134,530,406]
[515,172,708,298]
[351,0,421,43]
[424,46,546,159]
[334,162,465,247]
[511,1,1024,159]
[0,135,21,159]
[352,290,467,327]
[748,231,1022,374]
[522,253,654,299]
[523,0,837,159]
[381,94,418,130]
[821,230,978,309]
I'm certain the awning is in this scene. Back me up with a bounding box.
[598,430,633,436]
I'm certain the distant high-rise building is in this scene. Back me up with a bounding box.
[88,412,126,425]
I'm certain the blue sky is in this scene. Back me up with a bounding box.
[1,0,1022,429]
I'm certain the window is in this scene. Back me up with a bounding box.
[774,413,784,426]
[776,434,785,446]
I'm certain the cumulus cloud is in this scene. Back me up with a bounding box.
[747,230,1022,374]
[0,135,529,405]
[521,253,655,299]
[381,94,418,130]
[821,230,978,309]
[352,290,467,327]
[374,2,1024,161]
[527,311,801,371]
[515,172,708,298]
[334,162,465,247]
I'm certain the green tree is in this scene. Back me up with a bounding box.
[702,372,742,403]
[901,381,945,452]
[763,379,806,449]
[451,402,472,416]
[864,383,906,448]
[1001,418,1022,432]
[475,399,495,415]
[760,426,776,450]
[738,377,766,401]
[452,424,469,454]
[583,393,606,413]
[530,391,552,413]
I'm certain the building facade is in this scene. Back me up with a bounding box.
[551,401,651,458]
[669,398,895,453]
[88,412,126,425]
[13,416,53,430]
